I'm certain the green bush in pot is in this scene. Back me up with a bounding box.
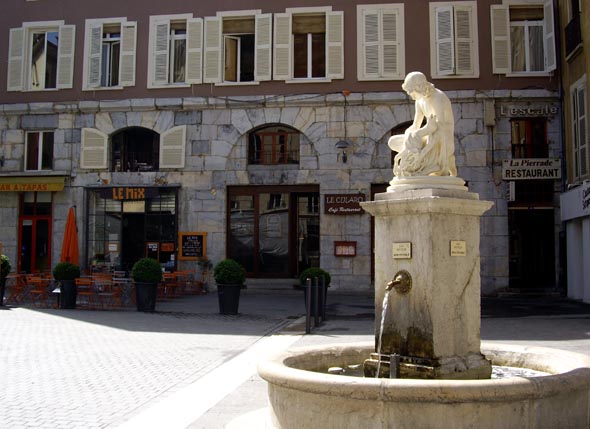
[52,262,81,281]
[213,259,246,315]
[131,258,162,312]
[52,262,81,309]
[299,267,331,287]
[213,259,246,285]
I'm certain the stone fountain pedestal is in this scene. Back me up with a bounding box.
[361,183,493,379]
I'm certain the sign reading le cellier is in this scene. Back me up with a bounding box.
[502,159,561,180]
[324,194,366,215]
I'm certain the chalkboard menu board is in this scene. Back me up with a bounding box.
[178,232,207,260]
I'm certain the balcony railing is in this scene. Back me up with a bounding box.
[565,14,582,58]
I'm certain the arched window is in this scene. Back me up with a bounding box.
[248,125,300,165]
[111,127,160,172]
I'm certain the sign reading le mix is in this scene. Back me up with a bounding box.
[324,193,366,215]
[502,159,561,180]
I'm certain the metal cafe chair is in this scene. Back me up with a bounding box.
[27,275,50,307]
[75,277,96,309]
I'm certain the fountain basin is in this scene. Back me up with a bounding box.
[258,341,590,429]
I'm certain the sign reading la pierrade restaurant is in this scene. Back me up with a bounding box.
[324,193,366,215]
[502,158,561,180]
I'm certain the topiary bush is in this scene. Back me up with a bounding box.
[213,259,246,285]
[299,267,331,287]
[52,262,81,281]
[1,255,11,279]
[131,258,163,284]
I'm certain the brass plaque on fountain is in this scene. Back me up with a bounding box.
[450,240,467,257]
[393,242,412,259]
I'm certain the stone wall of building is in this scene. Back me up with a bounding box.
[0,90,562,293]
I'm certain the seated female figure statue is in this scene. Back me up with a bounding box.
[388,72,457,178]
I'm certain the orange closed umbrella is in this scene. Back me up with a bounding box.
[60,207,79,265]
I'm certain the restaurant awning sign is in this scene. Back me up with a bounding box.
[0,175,66,192]
[324,193,366,215]
[502,159,561,180]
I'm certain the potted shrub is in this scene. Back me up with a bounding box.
[214,259,246,315]
[299,267,331,318]
[52,262,81,309]
[131,258,162,312]
[0,254,11,307]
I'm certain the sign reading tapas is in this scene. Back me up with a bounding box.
[502,158,561,180]
[324,193,366,215]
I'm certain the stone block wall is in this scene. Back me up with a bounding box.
[0,90,562,293]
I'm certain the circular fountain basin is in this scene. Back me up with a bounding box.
[257,341,590,429]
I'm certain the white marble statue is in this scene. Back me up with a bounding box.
[388,72,457,178]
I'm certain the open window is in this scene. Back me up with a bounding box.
[248,125,300,165]
[149,14,203,87]
[429,1,478,78]
[83,18,136,89]
[571,76,588,180]
[80,126,186,171]
[273,7,343,81]
[8,21,75,91]
[203,12,271,84]
[491,1,556,75]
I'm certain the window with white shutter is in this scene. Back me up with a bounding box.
[357,4,404,81]
[160,126,186,169]
[204,10,266,85]
[148,14,192,88]
[83,18,136,90]
[7,21,76,91]
[273,6,343,82]
[490,2,556,76]
[571,76,588,181]
[81,128,108,170]
[185,18,203,84]
[429,2,478,79]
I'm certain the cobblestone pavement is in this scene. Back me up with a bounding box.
[3,291,590,429]
[0,291,305,429]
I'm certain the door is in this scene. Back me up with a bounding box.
[509,209,555,289]
[121,213,145,270]
[228,186,319,278]
[18,192,52,273]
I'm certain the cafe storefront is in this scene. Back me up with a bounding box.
[86,186,179,272]
[0,175,66,273]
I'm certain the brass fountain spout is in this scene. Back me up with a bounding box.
[386,270,412,294]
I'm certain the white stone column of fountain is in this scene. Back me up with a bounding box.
[361,185,493,379]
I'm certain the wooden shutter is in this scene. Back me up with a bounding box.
[254,14,272,81]
[326,11,344,79]
[7,27,25,92]
[119,22,137,86]
[153,20,170,85]
[273,13,292,80]
[435,6,454,76]
[160,126,186,169]
[490,5,510,74]
[86,22,103,89]
[360,10,379,79]
[203,17,222,83]
[382,9,402,79]
[81,128,108,169]
[544,0,556,72]
[186,18,203,84]
[454,6,473,75]
[57,25,76,89]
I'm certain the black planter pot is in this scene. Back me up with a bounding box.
[59,280,77,309]
[0,277,6,306]
[217,283,241,315]
[135,281,157,312]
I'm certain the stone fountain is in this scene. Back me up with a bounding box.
[255,73,590,428]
